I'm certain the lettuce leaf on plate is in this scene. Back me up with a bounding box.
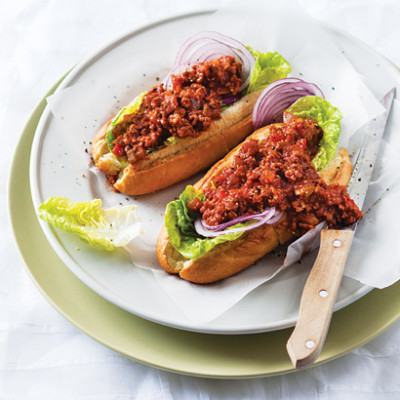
[38,197,141,251]
[286,96,343,170]
[165,186,245,259]
[247,48,292,94]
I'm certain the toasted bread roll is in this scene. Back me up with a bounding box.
[156,124,353,284]
[91,89,262,195]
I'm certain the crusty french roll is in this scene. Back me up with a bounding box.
[156,123,352,284]
[91,89,262,195]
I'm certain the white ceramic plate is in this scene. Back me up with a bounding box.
[29,10,398,334]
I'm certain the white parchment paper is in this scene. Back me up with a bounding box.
[43,0,399,324]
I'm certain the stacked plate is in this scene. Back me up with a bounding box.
[9,11,400,378]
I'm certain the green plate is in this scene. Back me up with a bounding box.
[8,72,400,379]
[9,12,400,376]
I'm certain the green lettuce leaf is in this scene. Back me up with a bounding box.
[286,96,343,170]
[165,186,245,259]
[163,136,180,146]
[38,197,141,251]
[106,92,145,149]
[247,48,291,94]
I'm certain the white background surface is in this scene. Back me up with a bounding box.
[1,0,400,398]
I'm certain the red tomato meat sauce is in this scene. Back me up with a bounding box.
[188,113,363,236]
[111,56,242,163]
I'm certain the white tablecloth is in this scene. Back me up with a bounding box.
[2,0,400,398]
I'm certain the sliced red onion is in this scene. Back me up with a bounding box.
[264,210,284,225]
[175,31,250,63]
[194,208,283,238]
[166,31,255,93]
[221,95,241,105]
[185,44,234,64]
[202,207,276,232]
[195,218,263,238]
[252,78,325,130]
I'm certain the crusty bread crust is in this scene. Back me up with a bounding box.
[156,125,353,284]
[91,90,262,195]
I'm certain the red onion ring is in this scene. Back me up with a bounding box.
[194,208,283,238]
[252,78,325,130]
[202,208,276,232]
[185,43,235,64]
[221,95,241,105]
[167,31,255,92]
[265,211,284,225]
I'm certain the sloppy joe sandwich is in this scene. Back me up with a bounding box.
[91,31,291,195]
[157,87,363,283]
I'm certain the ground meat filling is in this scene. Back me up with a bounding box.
[111,56,242,163]
[188,113,363,236]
